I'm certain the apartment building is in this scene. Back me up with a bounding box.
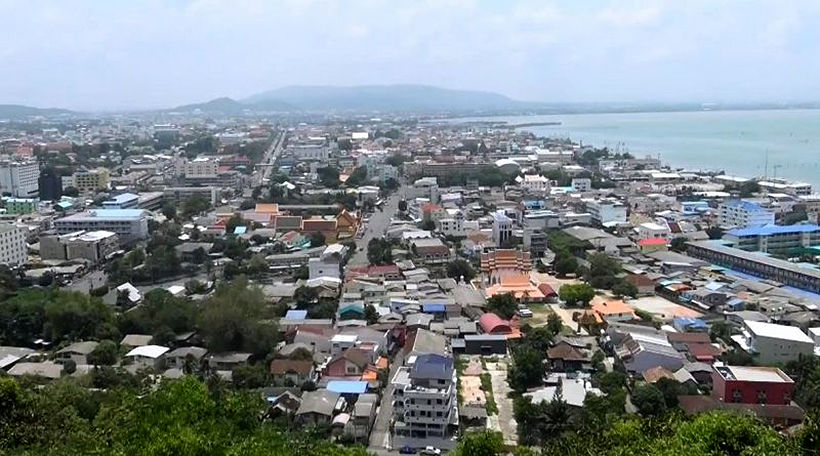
[54,209,149,245]
[731,320,814,364]
[39,230,119,263]
[64,168,110,193]
[492,211,513,246]
[181,157,219,178]
[0,161,39,198]
[0,223,27,266]
[163,187,221,206]
[723,224,820,253]
[392,353,457,443]
[3,198,38,215]
[718,200,775,228]
[585,199,627,225]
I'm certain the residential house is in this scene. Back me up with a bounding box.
[270,359,314,385]
[55,341,98,365]
[296,390,344,426]
[731,320,815,364]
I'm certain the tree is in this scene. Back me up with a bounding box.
[559,283,595,307]
[553,253,578,277]
[739,180,761,197]
[420,219,435,231]
[670,237,688,252]
[586,253,621,289]
[160,201,176,220]
[447,258,475,282]
[62,186,79,197]
[294,286,318,309]
[307,231,325,247]
[596,371,627,394]
[397,199,407,212]
[547,312,563,336]
[631,384,666,417]
[181,194,211,219]
[709,320,732,342]
[345,166,369,187]
[706,225,724,240]
[523,325,555,352]
[366,238,392,265]
[451,431,504,456]
[486,293,517,319]
[508,345,545,392]
[88,339,119,366]
[316,166,340,188]
[364,304,378,325]
[232,364,270,389]
[612,280,638,298]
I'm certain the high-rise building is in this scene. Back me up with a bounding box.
[392,353,457,444]
[0,223,28,266]
[0,161,39,198]
[38,166,62,201]
[718,200,775,228]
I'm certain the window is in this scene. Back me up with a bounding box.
[757,390,767,404]
[732,389,742,403]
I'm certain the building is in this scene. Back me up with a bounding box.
[520,174,550,193]
[637,222,670,240]
[478,313,512,335]
[491,212,512,246]
[571,178,592,192]
[712,365,795,405]
[0,161,39,197]
[686,240,820,293]
[585,199,627,225]
[38,167,62,201]
[102,193,140,209]
[39,230,119,263]
[163,187,221,206]
[308,244,347,280]
[181,157,219,178]
[392,353,457,443]
[409,238,450,264]
[590,299,637,323]
[54,209,149,245]
[0,223,27,266]
[731,320,815,364]
[723,224,820,253]
[67,168,110,193]
[124,345,169,370]
[3,198,37,215]
[480,249,531,285]
[409,177,440,202]
[718,200,775,228]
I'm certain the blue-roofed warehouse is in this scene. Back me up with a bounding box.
[724,224,820,254]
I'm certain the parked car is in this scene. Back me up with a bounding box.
[399,446,417,454]
[420,447,441,455]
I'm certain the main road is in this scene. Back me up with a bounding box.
[251,130,287,188]
[347,187,404,268]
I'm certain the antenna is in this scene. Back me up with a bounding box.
[764,150,768,179]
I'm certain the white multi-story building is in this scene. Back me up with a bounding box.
[718,200,775,228]
[637,221,670,240]
[54,209,149,245]
[492,211,513,246]
[0,223,27,266]
[409,177,439,203]
[572,177,592,192]
[520,174,550,193]
[0,161,39,198]
[585,199,628,225]
[732,320,814,364]
[392,353,457,443]
[308,244,347,280]
[181,157,219,178]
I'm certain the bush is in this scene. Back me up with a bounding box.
[90,286,109,297]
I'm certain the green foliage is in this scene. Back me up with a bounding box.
[397,199,407,212]
[508,345,545,392]
[345,166,369,187]
[486,293,517,319]
[522,325,556,353]
[612,279,638,298]
[631,384,667,417]
[547,312,563,336]
[307,231,326,247]
[670,237,688,252]
[88,339,118,365]
[513,394,575,445]
[586,252,621,289]
[364,304,378,325]
[198,278,279,357]
[705,226,724,240]
[447,258,476,282]
[181,194,211,219]
[232,364,271,389]
[709,320,732,342]
[316,166,340,188]
[366,238,393,265]
[558,283,595,307]
[118,289,197,341]
[161,201,177,220]
[479,373,498,415]
[785,355,820,410]
[596,371,627,394]
[451,430,504,456]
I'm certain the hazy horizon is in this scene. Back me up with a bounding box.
[3,0,820,111]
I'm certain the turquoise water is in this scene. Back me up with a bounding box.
[455,109,820,188]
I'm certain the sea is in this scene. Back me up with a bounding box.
[448,109,820,189]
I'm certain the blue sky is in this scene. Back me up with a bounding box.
[2,0,819,110]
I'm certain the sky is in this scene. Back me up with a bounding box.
[2,0,820,110]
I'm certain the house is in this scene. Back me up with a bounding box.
[712,364,795,405]
[478,313,512,335]
[124,345,169,370]
[207,352,251,372]
[8,362,63,380]
[294,326,335,355]
[455,334,508,356]
[55,341,99,365]
[120,334,153,349]
[324,347,370,378]
[615,331,685,376]
[591,298,637,323]
[547,340,593,372]
[409,237,451,264]
[673,317,708,333]
[731,320,815,364]
[295,390,344,426]
[625,274,655,296]
[270,359,314,385]
[347,393,378,442]
[165,346,208,370]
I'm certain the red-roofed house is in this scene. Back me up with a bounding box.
[638,238,668,253]
[590,298,636,323]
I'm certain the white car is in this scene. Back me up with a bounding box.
[420,447,441,455]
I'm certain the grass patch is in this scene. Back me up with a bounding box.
[480,373,498,415]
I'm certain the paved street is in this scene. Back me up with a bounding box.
[368,349,405,452]
[252,130,286,188]
[348,187,404,268]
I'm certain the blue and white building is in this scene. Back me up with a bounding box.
[723,224,820,253]
[54,209,149,244]
[718,200,775,228]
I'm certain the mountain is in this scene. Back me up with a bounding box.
[0,104,73,119]
[242,84,531,112]
[170,97,249,114]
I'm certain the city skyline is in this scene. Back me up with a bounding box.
[3,0,820,110]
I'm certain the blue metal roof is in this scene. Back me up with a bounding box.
[422,304,446,313]
[109,193,139,203]
[327,380,368,394]
[723,200,768,212]
[674,317,707,329]
[727,224,820,237]
[233,226,247,234]
[284,310,307,320]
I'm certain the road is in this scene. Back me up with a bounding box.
[68,269,108,293]
[368,349,404,453]
[486,358,518,446]
[251,130,287,188]
[348,188,404,268]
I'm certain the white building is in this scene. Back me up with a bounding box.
[731,320,815,364]
[181,157,219,178]
[492,212,513,246]
[0,223,27,266]
[585,199,628,225]
[392,353,457,444]
[637,222,670,240]
[308,244,347,280]
[124,345,169,370]
[718,200,775,228]
[54,209,149,244]
[409,177,439,203]
[520,174,550,193]
[571,178,592,192]
[0,161,39,198]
